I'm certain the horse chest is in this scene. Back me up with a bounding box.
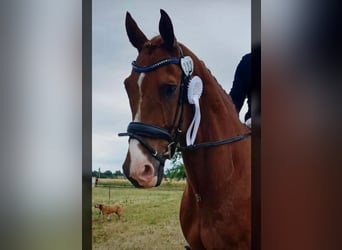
[180,191,250,249]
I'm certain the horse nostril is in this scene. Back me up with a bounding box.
[142,164,154,178]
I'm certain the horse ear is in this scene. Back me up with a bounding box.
[125,12,148,52]
[159,9,176,49]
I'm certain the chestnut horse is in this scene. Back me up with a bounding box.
[119,10,251,249]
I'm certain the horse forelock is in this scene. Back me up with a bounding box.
[137,36,179,58]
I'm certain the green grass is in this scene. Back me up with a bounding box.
[92,179,188,250]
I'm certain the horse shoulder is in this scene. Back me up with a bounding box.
[180,184,206,249]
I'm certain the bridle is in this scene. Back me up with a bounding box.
[119,46,190,165]
[118,47,251,166]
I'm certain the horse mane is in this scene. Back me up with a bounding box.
[180,44,242,129]
[201,60,235,106]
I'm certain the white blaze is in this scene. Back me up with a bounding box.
[129,139,149,173]
[128,73,153,183]
[134,73,145,122]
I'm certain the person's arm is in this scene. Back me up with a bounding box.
[229,55,250,112]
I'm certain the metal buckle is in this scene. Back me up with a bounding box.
[163,142,175,159]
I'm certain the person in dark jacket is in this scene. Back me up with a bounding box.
[229,53,251,127]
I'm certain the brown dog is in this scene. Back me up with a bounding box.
[95,203,123,221]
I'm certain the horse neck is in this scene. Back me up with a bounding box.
[183,50,246,145]
[180,49,248,197]
[180,44,246,137]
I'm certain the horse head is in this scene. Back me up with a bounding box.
[121,10,190,188]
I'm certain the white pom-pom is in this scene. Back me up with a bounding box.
[186,76,203,146]
[187,76,203,104]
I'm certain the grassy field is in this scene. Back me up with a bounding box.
[92,178,188,250]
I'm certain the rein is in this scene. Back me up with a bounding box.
[118,49,251,164]
[180,131,252,151]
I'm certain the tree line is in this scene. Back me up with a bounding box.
[93,152,186,180]
[92,170,124,179]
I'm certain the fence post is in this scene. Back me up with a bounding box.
[109,186,111,201]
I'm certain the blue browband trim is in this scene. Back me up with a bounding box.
[132,58,180,73]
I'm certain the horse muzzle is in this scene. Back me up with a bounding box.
[121,136,165,188]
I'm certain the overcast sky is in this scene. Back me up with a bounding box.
[92,0,251,173]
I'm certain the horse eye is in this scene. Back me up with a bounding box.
[161,84,177,97]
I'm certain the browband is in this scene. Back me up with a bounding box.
[132,58,180,73]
